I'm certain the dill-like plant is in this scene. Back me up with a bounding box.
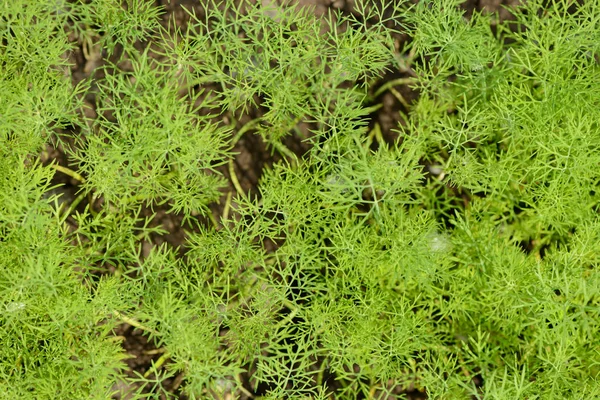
[1,0,599,398]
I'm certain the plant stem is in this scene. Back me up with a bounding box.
[52,164,86,183]
[373,77,415,98]
[229,160,245,196]
[112,310,158,335]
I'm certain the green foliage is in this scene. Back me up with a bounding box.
[73,49,230,215]
[1,0,599,398]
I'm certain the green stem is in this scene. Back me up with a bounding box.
[373,77,416,98]
[229,160,245,196]
[52,164,85,183]
[143,351,171,378]
[112,310,158,336]
[222,190,233,220]
[232,117,263,147]
[58,190,87,225]
[270,140,298,163]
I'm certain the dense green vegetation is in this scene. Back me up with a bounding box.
[1,0,599,398]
